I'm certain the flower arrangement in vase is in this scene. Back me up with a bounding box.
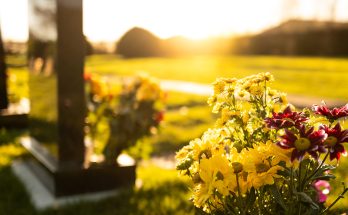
[176,72,348,214]
[85,73,165,166]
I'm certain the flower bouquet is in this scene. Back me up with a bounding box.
[85,73,164,165]
[176,73,348,214]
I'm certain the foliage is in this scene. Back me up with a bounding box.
[85,73,165,164]
[116,27,163,58]
[176,73,348,214]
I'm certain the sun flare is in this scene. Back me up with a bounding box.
[1,0,348,42]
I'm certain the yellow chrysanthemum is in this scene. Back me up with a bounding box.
[248,84,264,96]
[229,147,251,194]
[191,129,226,161]
[243,145,283,189]
[136,80,160,101]
[193,154,235,208]
[90,75,109,99]
[212,79,226,95]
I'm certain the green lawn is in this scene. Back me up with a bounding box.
[0,130,194,215]
[85,55,348,100]
[7,54,348,100]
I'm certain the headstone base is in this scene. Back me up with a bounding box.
[12,160,132,210]
[20,137,136,197]
[0,99,29,128]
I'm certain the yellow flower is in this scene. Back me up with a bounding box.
[243,144,283,189]
[193,183,213,208]
[280,93,288,105]
[190,129,225,161]
[259,72,274,82]
[193,154,235,208]
[136,80,160,101]
[242,111,249,124]
[207,95,217,106]
[229,147,251,194]
[249,84,264,96]
[220,108,240,124]
[175,144,192,161]
[213,79,226,95]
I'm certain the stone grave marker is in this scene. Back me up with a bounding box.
[20,0,135,198]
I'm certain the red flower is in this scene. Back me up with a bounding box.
[155,111,164,123]
[319,123,348,161]
[265,106,308,129]
[277,125,327,161]
[84,72,92,81]
[312,104,348,121]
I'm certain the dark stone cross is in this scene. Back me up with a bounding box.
[22,0,135,197]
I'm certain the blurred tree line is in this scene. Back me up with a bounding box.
[233,20,348,56]
[114,20,348,58]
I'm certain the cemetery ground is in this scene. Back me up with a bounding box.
[1,54,348,214]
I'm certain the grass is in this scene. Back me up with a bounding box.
[0,129,194,215]
[6,54,348,101]
[85,55,348,100]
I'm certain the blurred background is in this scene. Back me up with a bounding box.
[0,0,348,214]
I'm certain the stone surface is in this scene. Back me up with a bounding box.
[12,160,122,210]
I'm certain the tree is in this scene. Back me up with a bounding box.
[115,27,163,58]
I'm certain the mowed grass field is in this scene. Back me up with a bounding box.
[2,54,348,214]
[85,55,348,100]
[7,54,348,100]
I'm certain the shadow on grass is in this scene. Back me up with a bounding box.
[0,164,194,215]
[43,181,194,215]
[0,128,26,146]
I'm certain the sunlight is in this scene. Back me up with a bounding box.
[1,0,348,42]
[83,0,283,41]
[0,0,28,41]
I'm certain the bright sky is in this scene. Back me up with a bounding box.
[1,0,348,42]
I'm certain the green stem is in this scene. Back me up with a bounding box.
[298,161,302,191]
[236,173,245,215]
[320,188,348,214]
[290,167,294,195]
[301,160,310,191]
[306,152,330,181]
[298,162,303,215]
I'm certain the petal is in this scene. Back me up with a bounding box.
[335,144,345,153]
[308,151,318,160]
[284,130,297,142]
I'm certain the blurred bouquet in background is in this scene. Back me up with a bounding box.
[176,73,348,214]
[85,73,165,165]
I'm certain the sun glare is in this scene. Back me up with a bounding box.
[83,0,283,41]
[1,0,348,42]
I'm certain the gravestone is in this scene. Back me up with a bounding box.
[22,0,135,197]
[0,26,8,110]
[0,25,28,128]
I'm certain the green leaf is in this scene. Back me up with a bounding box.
[269,184,287,211]
[246,187,256,208]
[295,192,319,210]
[311,174,336,181]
